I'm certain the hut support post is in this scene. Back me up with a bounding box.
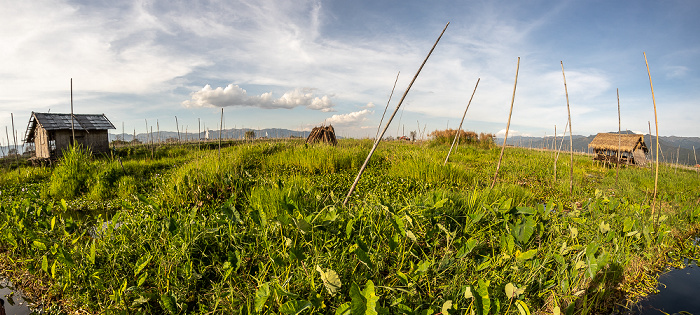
[445,78,480,165]
[344,22,449,206]
[491,58,520,189]
[644,52,660,219]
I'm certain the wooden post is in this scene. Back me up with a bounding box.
[157,120,160,144]
[616,88,621,187]
[561,61,574,195]
[375,71,399,140]
[11,113,18,163]
[675,145,680,174]
[5,126,11,160]
[219,108,223,159]
[491,57,520,189]
[70,78,75,145]
[445,78,480,165]
[175,116,180,143]
[198,118,201,151]
[344,22,450,206]
[694,146,698,177]
[644,52,660,218]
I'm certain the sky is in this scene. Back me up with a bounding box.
[1,0,699,145]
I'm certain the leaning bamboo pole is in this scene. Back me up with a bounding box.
[344,22,450,206]
[561,61,574,195]
[445,78,480,165]
[554,119,569,181]
[644,52,660,217]
[11,113,18,163]
[175,116,181,143]
[491,57,520,189]
[616,89,621,186]
[648,121,653,173]
[376,71,400,140]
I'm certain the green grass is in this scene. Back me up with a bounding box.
[0,140,699,314]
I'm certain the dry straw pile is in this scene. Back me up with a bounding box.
[306,125,338,146]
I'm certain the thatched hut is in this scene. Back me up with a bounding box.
[588,133,648,166]
[24,112,116,159]
[306,125,338,146]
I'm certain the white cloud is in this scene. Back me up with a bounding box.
[182,84,335,111]
[364,102,376,108]
[325,109,372,126]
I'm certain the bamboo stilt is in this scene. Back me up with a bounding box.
[644,52,660,218]
[445,78,480,165]
[376,71,400,140]
[344,22,450,206]
[491,57,520,189]
[561,61,574,195]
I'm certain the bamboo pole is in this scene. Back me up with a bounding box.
[376,71,400,140]
[344,22,450,206]
[157,120,160,144]
[644,52,660,217]
[561,61,574,195]
[554,120,569,181]
[616,88,621,186]
[219,108,223,159]
[11,113,18,163]
[694,146,697,177]
[5,126,11,159]
[445,78,480,165]
[491,57,520,189]
[675,145,680,174]
[70,79,75,145]
[648,121,653,172]
[175,116,180,143]
[198,118,201,151]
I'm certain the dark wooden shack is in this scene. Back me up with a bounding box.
[24,112,116,159]
[588,133,649,166]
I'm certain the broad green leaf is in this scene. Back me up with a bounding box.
[134,254,153,275]
[254,283,271,312]
[406,230,417,243]
[33,240,46,251]
[516,207,536,215]
[569,226,578,239]
[585,243,598,261]
[350,281,379,315]
[50,216,56,231]
[137,272,148,287]
[316,265,342,296]
[396,271,409,285]
[599,221,610,234]
[132,295,150,307]
[279,300,313,314]
[51,260,57,279]
[505,283,516,298]
[512,217,535,244]
[60,199,68,211]
[392,214,406,236]
[160,293,177,314]
[475,279,490,315]
[355,247,374,269]
[335,303,351,315]
[457,238,478,258]
[295,218,312,234]
[515,249,537,262]
[515,300,531,315]
[441,300,454,314]
[433,198,449,209]
[41,255,48,273]
[552,306,561,315]
[464,285,474,299]
[623,217,634,232]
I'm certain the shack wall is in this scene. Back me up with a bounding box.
[33,126,51,158]
[53,130,109,158]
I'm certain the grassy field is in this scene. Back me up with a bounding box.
[0,138,699,314]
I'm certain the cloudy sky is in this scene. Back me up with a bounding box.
[1,0,698,144]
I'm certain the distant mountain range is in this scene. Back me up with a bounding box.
[498,131,700,166]
[108,127,315,143]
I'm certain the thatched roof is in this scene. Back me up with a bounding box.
[306,125,338,146]
[588,133,648,153]
[24,112,115,142]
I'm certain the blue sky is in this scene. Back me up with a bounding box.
[1,0,698,145]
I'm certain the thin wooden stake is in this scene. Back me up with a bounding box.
[648,121,653,173]
[11,113,18,163]
[675,145,680,174]
[554,119,569,181]
[445,78,480,165]
[344,22,450,206]
[219,108,223,159]
[644,52,660,217]
[175,116,180,143]
[376,71,400,140]
[561,61,574,195]
[70,78,75,145]
[491,57,520,189]
[616,88,621,186]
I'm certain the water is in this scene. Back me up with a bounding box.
[629,261,700,314]
[0,279,34,315]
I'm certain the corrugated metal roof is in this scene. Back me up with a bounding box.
[24,112,115,142]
